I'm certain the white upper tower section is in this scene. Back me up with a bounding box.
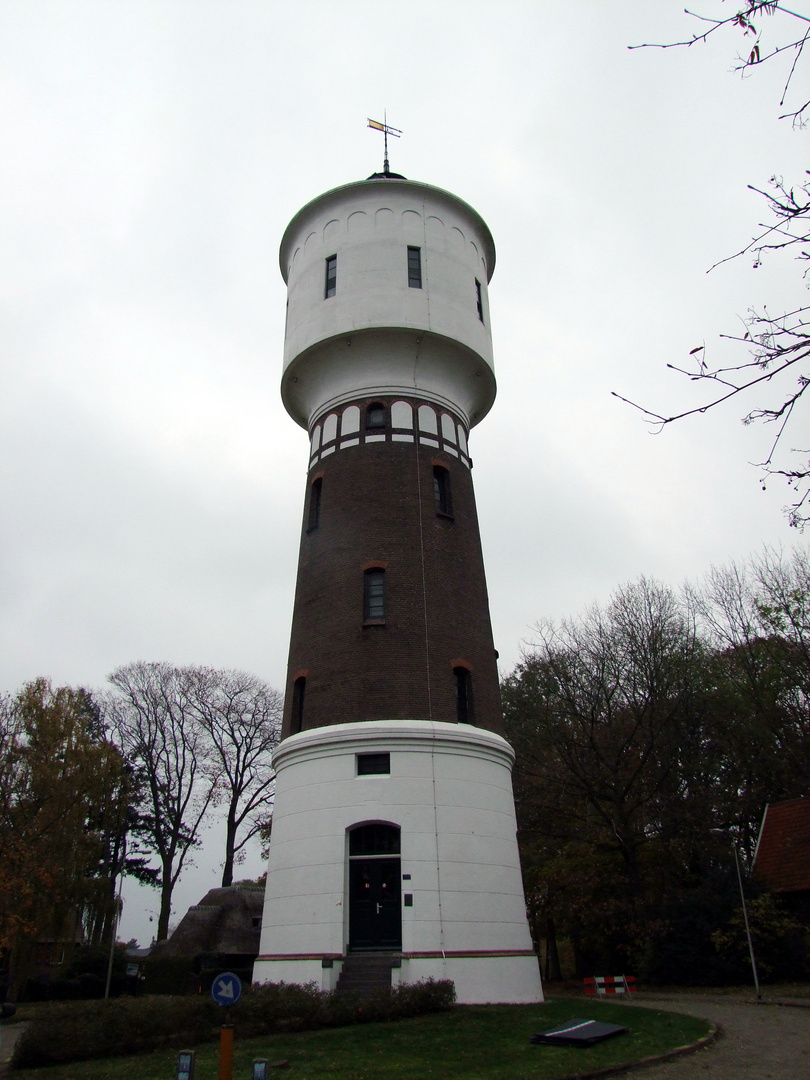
[279,176,497,430]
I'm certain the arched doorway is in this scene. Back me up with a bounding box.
[348,823,401,951]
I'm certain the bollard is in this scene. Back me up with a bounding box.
[252,1061,269,1080]
[177,1050,195,1080]
[219,1023,234,1080]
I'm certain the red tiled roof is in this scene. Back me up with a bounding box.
[753,797,810,893]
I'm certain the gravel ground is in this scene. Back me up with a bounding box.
[624,992,810,1080]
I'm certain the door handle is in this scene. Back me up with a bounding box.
[376,903,382,915]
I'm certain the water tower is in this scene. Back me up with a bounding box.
[253,154,543,1004]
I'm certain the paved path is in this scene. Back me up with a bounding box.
[0,1021,27,1079]
[627,993,810,1080]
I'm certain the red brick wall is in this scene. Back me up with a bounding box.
[281,397,504,738]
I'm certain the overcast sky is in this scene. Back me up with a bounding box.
[3,1,807,944]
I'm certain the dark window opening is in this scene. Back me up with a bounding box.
[433,465,452,516]
[307,477,322,531]
[364,568,386,622]
[407,246,422,288]
[454,666,474,725]
[475,279,484,322]
[291,676,306,734]
[350,822,400,856]
[325,254,337,298]
[366,403,386,429]
[357,752,391,776]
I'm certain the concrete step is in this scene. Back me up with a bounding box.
[335,953,396,996]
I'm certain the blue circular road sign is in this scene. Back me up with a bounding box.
[211,971,242,1007]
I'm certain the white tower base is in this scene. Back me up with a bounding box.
[253,721,543,1005]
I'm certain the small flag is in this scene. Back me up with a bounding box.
[368,118,401,137]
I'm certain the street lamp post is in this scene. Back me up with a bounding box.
[732,840,761,1000]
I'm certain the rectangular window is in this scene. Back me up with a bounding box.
[325,254,337,298]
[291,676,306,734]
[357,752,390,775]
[475,279,484,322]
[407,246,422,288]
[364,568,385,622]
[454,667,474,724]
[433,465,452,516]
[307,477,322,531]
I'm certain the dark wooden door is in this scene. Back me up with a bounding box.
[349,857,401,950]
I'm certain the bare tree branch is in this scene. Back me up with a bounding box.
[620,5,810,527]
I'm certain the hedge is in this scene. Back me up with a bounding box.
[11,978,456,1069]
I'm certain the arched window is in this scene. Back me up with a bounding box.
[418,404,437,434]
[453,666,474,725]
[291,676,306,734]
[307,477,322,530]
[341,405,360,436]
[433,465,452,516]
[322,413,338,444]
[349,822,400,856]
[364,568,386,622]
[366,402,386,430]
[391,400,413,429]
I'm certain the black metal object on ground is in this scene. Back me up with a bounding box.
[531,1018,628,1046]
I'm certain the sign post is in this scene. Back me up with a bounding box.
[211,972,242,1080]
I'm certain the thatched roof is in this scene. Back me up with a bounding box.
[151,885,264,958]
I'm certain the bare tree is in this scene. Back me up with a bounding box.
[690,547,810,830]
[503,577,713,974]
[617,3,810,527]
[107,662,219,941]
[188,668,281,887]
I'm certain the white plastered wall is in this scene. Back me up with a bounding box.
[279,179,498,430]
[253,721,543,1004]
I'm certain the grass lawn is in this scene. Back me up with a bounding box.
[10,998,711,1080]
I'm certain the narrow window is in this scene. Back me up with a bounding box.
[325,254,337,298]
[366,402,386,429]
[357,752,390,775]
[364,568,385,622]
[454,666,474,724]
[291,676,306,734]
[407,246,422,288]
[307,477,322,531]
[433,465,452,516]
[475,279,484,322]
